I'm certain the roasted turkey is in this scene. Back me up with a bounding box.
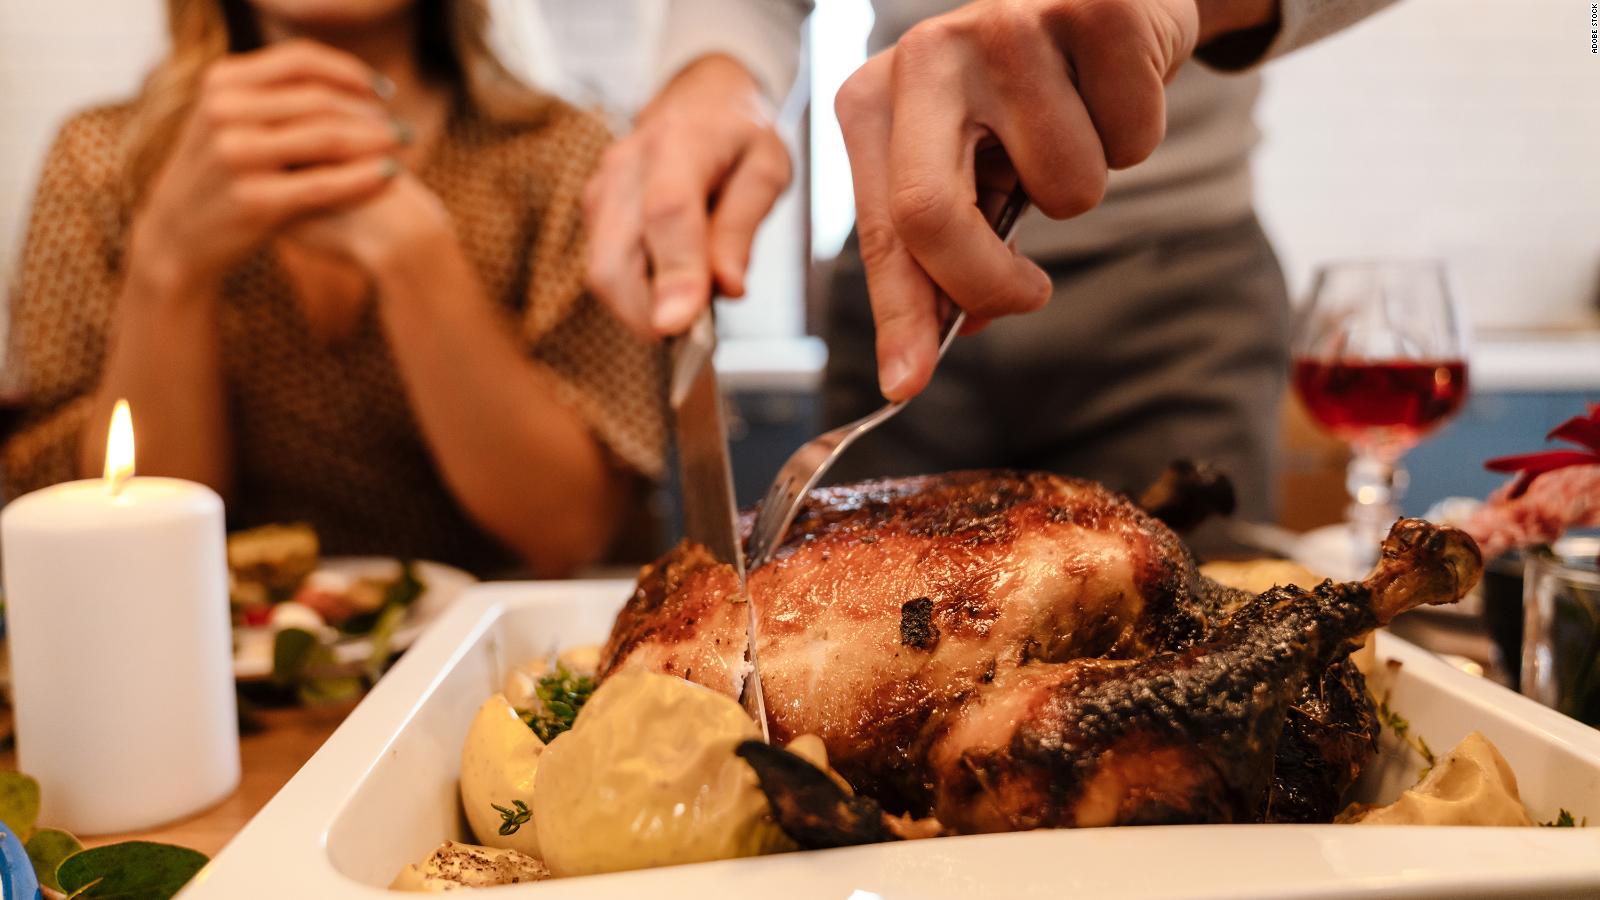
[598,470,1481,838]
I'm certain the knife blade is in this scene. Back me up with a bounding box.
[669,307,771,742]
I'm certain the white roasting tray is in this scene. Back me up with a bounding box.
[183,580,1600,899]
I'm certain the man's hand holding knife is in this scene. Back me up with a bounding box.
[583,0,1281,397]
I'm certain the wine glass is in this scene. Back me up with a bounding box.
[1291,260,1469,572]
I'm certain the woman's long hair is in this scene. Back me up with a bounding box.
[122,0,549,206]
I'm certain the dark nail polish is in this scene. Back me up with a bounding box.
[391,119,414,146]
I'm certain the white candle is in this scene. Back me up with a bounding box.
[1,401,239,834]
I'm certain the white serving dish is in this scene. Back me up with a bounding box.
[183,581,1600,899]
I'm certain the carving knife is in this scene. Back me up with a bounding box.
[668,307,771,741]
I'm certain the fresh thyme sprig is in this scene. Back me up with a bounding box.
[520,665,596,743]
[492,800,532,836]
[1374,691,1437,780]
[1542,808,1587,827]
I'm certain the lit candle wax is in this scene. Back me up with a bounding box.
[1,401,239,834]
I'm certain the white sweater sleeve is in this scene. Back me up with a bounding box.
[654,0,812,101]
[1198,0,1400,69]
[1263,0,1401,59]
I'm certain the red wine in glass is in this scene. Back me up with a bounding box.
[1292,357,1469,450]
[1291,260,1468,573]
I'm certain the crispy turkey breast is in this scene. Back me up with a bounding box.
[603,470,1206,809]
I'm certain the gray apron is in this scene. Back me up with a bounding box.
[821,214,1292,527]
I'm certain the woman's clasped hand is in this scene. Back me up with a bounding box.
[132,39,413,290]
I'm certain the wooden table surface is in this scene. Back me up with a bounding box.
[2,701,355,858]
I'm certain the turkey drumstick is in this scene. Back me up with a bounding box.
[740,517,1481,842]
[927,517,1480,832]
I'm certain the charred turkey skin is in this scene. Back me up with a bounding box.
[927,580,1381,831]
[1188,566,1381,823]
[1265,657,1380,824]
[599,472,1479,831]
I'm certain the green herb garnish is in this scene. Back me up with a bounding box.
[521,665,596,743]
[1542,808,1587,827]
[492,800,532,836]
[1375,692,1437,780]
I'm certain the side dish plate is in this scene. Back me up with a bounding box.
[184,581,1600,899]
[231,558,476,680]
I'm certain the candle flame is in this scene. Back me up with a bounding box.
[104,399,135,496]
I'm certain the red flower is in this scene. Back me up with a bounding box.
[1484,404,1600,498]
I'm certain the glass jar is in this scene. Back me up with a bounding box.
[1521,536,1600,724]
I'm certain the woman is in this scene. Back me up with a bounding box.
[2,0,664,576]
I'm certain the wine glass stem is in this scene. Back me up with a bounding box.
[1346,451,1408,573]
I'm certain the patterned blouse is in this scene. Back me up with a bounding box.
[2,95,665,575]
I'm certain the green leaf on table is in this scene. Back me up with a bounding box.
[0,771,40,842]
[26,827,82,892]
[271,627,319,688]
[57,841,208,899]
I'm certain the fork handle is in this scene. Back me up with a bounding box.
[931,184,1031,361]
[987,182,1031,242]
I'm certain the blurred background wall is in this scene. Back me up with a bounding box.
[2,0,1596,522]
[0,0,164,316]
[7,0,1600,332]
[1253,0,1600,330]
[7,0,1600,336]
